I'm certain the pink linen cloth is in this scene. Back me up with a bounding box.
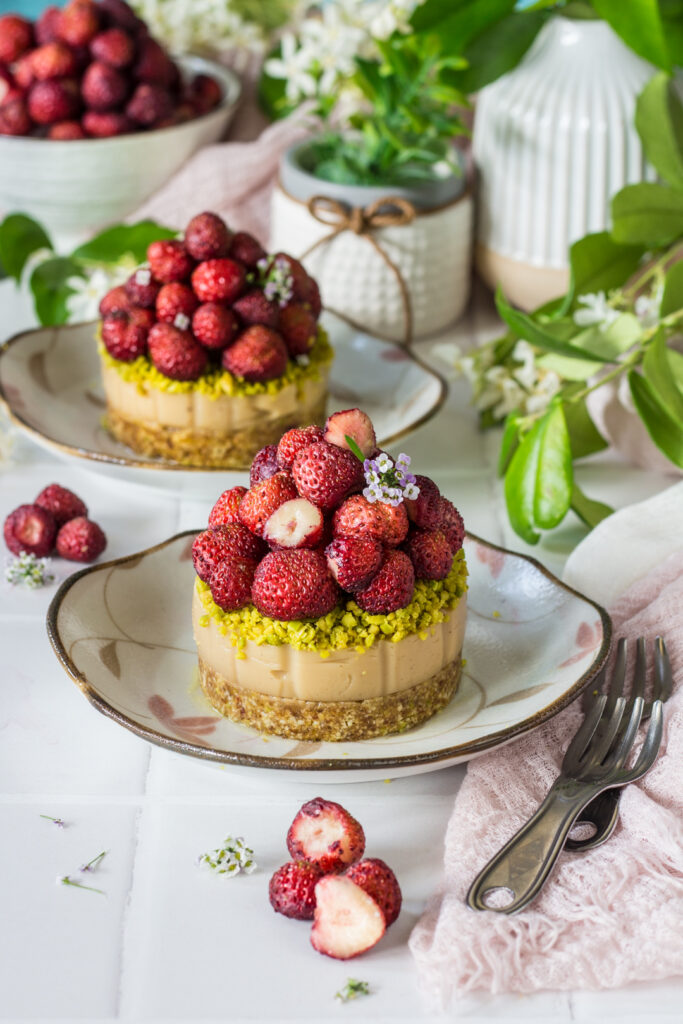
[409,549,683,1005]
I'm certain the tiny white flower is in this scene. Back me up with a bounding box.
[265,33,317,102]
[573,291,620,331]
[634,283,663,328]
[65,269,115,323]
[135,268,151,286]
[173,313,190,330]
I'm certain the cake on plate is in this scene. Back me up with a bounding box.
[191,408,467,742]
[97,212,332,468]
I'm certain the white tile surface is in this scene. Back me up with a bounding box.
[0,279,680,1022]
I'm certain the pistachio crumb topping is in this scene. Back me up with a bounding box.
[99,325,332,399]
[197,549,467,658]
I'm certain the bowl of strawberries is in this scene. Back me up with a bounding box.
[0,0,240,243]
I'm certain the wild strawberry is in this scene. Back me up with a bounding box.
[292,441,364,512]
[3,504,56,558]
[232,289,279,329]
[155,282,198,325]
[249,445,280,486]
[98,0,142,32]
[251,549,339,621]
[185,73,222,113]
[301,275,322,318]
[13,54,35,90]
[28,79,79,124]
[191,303,238,350]
[279,302,316,357]
[238,472,298,537]
[228,231,266,268]
[345,858,402,927]
[333,495,408,547]
[90,27,135,68]
[0,67,21,108]
[147,240,194,284]
[404,474,441,530]
[269,860,324,921]
[208,555,257,612]
[133,37,175,86]
[222,325,288,383]
[325,536,383,592]
[30,42,78,81]
[192,524,264,582]
[0,15,33,63]
[354,549,414,614]
[147,322,207,381]
[404,528,452,580]
[208,486,248,528]
[0,98,31,135]
[276,425,324,470]
[438,497,465,555]
[81,60,127,111]
[126,82,172,126]
[36,6,61,45]
[82,109,133,136]
[184,212,232,261]
[35,484,87,526]
[55,516,106,562]
[57,1,101,47]
[99,285,130,316]
[311,875,386,961]
[125,268,160,308]
[287,798,365,874]
[101,309,149,361]
[324,408,376,458]
[48,120,87,139]
[263,498,323,550]
[191,258,245,303]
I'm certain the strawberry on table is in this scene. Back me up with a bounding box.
[345,858,402,927]
[4,504,56,558]
[35,484,87,526]
[251,549,339,620]
[55,516,106,562]
[286,798,365,874]
[311,876,386,960]
[269,860,324,921]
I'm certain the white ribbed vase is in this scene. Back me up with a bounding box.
[473,16,656,311]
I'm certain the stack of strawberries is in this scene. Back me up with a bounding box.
[99,211,323,384]
[192,408,465,620]
[0,0,222,138]
[3,483,106,562]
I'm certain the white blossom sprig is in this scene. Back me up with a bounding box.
[199,836,257,877]
[5,553,55,589]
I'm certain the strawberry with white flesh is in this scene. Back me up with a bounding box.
[263,498,323,549]
[238,472,298,538]
[310,875,386,960]
[286,797,365,874]
[323,407,376,457]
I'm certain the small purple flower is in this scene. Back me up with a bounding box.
[360,452,420,507]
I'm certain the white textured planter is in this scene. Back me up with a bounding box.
[0,56,240,249]
[270,142,473,343]
[473,16,656,311]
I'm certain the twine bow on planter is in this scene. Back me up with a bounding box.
[301,195,417,345]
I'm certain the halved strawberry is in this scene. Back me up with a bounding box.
[310,876,386,960]
[269,860,323,921]
[286,798,365,874]
[238,473,298,538]
[3,503,56,557]
[324,408,376,458]
[263,498,323,550]
[345,858,402,927]
[292,442,364,512]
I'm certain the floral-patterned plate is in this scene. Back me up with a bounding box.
[46,532,611,783]
[0,312,445,499]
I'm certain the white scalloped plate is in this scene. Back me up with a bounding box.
[0,312,446,499]
[47,532,611,783]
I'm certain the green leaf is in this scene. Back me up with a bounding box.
[611,183,683,246]
[344,435,366,463]
[562,231,644,314]
[504,417,542,544]
[635,72,683,189]
[496,288,607,362]
[414,0,515,53]
[498,410,523,476]
[563,397,609,459]
[29,256,80,326]
[533,400,572,529]
[660,258,683,317]
[536,351,600,381]
[72,221,176,264]
[591,0,670,70]
[669,347,683,390]
[570,483,614,529]
[580,314,643,361]
[0,213,52,282]
[661,0,683,66]
[450,10,548,93]
[642,326,683,424]
[629,369,683,467]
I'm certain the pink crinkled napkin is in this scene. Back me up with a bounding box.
[409,485,683,1005]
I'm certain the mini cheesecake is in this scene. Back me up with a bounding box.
[190,408,468,742]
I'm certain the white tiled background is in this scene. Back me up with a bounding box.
[1,280,680,1023]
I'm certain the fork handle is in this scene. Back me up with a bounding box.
[467,784,604,914]
[565,788,621,851]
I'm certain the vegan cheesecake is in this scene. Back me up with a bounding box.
[191,408,468,741]
[97,211,332,468]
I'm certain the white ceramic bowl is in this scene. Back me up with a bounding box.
[0,55,240,247]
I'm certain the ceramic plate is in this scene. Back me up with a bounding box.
[47,532,611,783]
[0,312,445,499]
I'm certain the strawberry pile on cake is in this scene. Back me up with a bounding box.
[192,408,468,741]
[97,211,332,468]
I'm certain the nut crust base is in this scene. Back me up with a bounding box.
[106,398,327,469]
[197,655,462,741]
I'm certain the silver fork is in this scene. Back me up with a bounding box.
[566,637,673,852]
[467,637,665,915]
